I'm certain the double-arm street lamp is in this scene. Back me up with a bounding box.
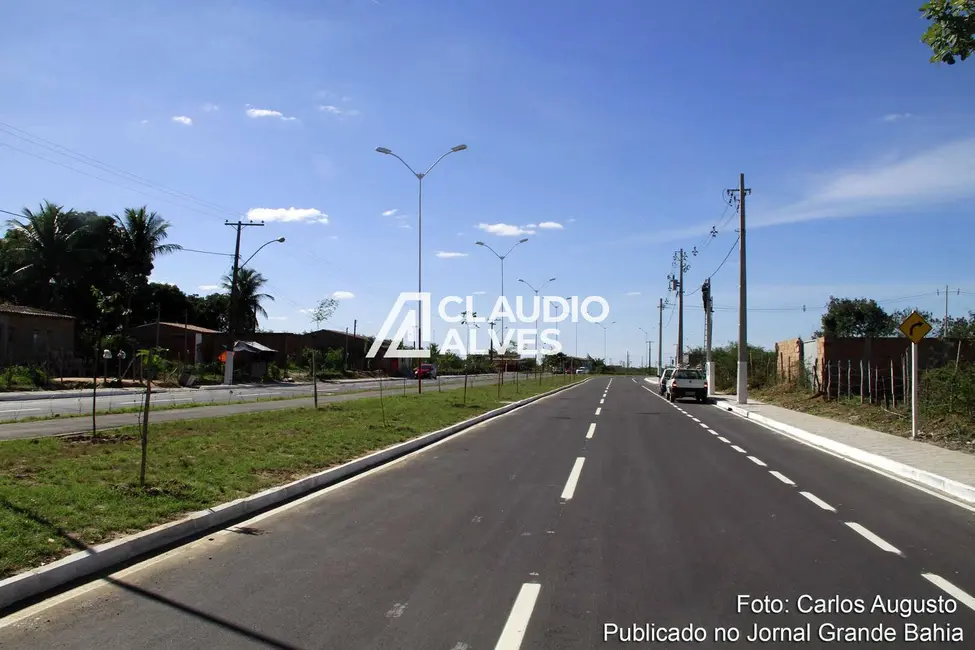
[376,144,467,394]
[518,277,556,367]
[597,320,616,363]
[223,236,286,385]
[475,238,528,378]
[638,326,652,375]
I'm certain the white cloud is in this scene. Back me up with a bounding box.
[628,136,975,244]
[341,95,352,102]
[524,223,538,229]
[329,235,339,240]
[332,291,355,300]
[567,218,577,223]
[477,223,536,237]
[626,291,642,296]
[139,119,149,125]
[882,112,914,122]
[299,308,314,314]
[319,105,361,116]
[268,316,288,321]
[539,221,563,230]
[436,251,468,258]
[202,103,219,112]
[171,116,193,126]
[246,207,328,223]
[246,107,298,121]
[199,284,220,291]
[399,223,411,229]
[473,291,487,295]
[382,208,398,217]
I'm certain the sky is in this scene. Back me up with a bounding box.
[2,0,975,366]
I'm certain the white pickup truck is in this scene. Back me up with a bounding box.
[665,367,709,403]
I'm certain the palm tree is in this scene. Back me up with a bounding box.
[4,201,88,309]
[221,267,274,334]
[114,206,181,279]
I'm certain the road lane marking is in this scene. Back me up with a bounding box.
[800,491,834,510]
[595,407,601,415]
[711,400,975,514]
[494,583,542,650]
[0,408,41,413]
[707,429,718,435]
[586,423,596,439]
[747,456,767,466]
[699,423,709,429]
[691,417,700,422]
[769,471,795,486]
[922,574,975,612]
[731,445,747,453]
[717,436,730,443]
[599,399,604,405]
[845,522,902,555]
[560,458,586,500]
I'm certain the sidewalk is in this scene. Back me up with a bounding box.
[642,377,975,503]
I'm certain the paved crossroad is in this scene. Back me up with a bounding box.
[2,377,974,648]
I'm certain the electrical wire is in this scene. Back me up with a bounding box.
[686,235,740,296]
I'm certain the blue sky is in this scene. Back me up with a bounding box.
[2,0,975,365]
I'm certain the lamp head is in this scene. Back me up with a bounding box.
[375,147,392,155]
[451,144,468,152]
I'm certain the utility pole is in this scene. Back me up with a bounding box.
[726,174,751,403]
[154,304,161,348]
[657,298,664,374]
[223,220,264,385]
[703,279,714,396]
[668,251,689,366]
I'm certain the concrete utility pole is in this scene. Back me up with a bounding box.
[657,297,664,373]
[669,251,689,366]
[703,279,714,396]
[223,220,264,385]
[726,173,751,403]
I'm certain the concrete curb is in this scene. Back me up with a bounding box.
[712,398,975,506]
[0,377,590,611]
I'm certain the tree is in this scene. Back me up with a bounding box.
[222,267,274,334]
[921,0,975,65]
[818,297,896,338]
[136,347,167,487]
[309,297,339,329]
[114,207,181,279]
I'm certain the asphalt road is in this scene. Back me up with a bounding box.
[0,375,491,420]
[2,377,974,648]
[0,372,541,440]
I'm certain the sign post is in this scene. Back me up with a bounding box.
[898,311,932,440]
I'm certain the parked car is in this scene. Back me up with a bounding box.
[659,367,676,395]
[414,363,438,379]
[666,368,708,403]
[575,367,589,374]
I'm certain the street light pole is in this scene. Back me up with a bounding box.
[377,144,467,395]
[518,277,556,369]
[639,327,650,375]
[475,238,528,381]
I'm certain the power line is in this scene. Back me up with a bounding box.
[0,120,243,219]
[687,235,740,296]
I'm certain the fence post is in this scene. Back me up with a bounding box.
[826,361,832,400]
[847,360,851,399]
[859,360,864,405]
[902,353,908,404]
[867,360,872,404]
[890,359,896,409]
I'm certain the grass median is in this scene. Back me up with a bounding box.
[0,374,582,579]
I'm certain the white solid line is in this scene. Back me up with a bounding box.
[595,407,601,416]
[922,574,975,613]
[712,401,975,514]
[560,457,586,500]
[0,408,41,413]
[717,436,730,443]
[730,445,747,453]
[748,456,767,467]
[845,522,902,555]
[586,423,596,439]
[769,471,795,486]
[494,583,542,650]
[800,491,834,510]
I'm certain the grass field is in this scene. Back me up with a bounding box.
[0,374,582,579]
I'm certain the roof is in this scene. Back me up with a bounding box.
[131,321,222,335]
[234,340,277,353]
[0,303,75,320]
[308,327,372,341]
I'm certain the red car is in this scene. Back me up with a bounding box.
[414,363,438,379]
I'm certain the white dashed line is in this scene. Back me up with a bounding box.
[769,471,796,486]
[599,399,604,405]
[922,574,975,612]
[698,423,709,429]
[845,522,902,555]
[560,458,586,500]
[691,417,700,422]
[730,445,747,453]
[707,429,719,435]
[717,436,730,443]
[595,407,601,416]
[586,423,596,439]
[747,456,767,467]
[800,491,834,510]
[494,583,542,650]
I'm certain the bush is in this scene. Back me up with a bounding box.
[921,364,975,420]
[1,365,50,389]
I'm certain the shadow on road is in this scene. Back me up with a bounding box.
[0,497,306,650]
